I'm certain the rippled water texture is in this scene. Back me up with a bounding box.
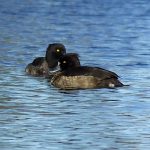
[0,0,150,149]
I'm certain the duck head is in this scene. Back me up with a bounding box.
[45,43,66,68]
[59,53,80,71]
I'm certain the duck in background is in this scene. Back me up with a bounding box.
[50,53,124,90]
[25,43,66,76]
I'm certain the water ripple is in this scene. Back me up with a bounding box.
[1,0,150,149]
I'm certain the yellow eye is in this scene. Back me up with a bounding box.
[63,60,67,64]
[56,49,60,52]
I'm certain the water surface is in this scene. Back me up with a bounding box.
[0,0,150,149]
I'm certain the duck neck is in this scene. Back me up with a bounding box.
[45,55,58,68]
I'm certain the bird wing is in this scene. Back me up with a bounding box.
[63,66,119,80]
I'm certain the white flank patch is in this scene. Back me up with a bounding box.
[109,83,115,88]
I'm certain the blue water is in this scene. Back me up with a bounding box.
[0,0,150,149]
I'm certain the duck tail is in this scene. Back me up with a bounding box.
[98,78,124,88]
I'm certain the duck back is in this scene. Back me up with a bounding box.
[63,66,119,79]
